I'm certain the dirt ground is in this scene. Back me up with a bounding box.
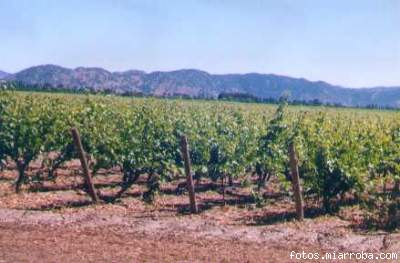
[1,163,400,262]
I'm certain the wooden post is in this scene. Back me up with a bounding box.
[180,135,198,213]
[288,142,304,220]
[71,128,99,203]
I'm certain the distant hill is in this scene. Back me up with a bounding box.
[5,64,400,107]
[0,70,9,79]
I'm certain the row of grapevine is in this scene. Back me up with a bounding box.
[0,90,399,219]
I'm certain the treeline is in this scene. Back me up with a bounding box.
[1,81,398,110]
[218,92,341,107]
[217,92,399,110]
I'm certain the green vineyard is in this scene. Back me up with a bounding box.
[0,90,399,228]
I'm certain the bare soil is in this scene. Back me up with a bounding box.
[0,163,399,262]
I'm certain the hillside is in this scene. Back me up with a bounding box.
[0,70,9,79]
[5,64,400,107]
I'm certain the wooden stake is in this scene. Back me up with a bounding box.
[180,135,198,213]
[71,128,99,203]
[288,142,304,220]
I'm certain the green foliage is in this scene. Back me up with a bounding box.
[0,90,399,226]
[254,101,290,189]
[0,91,67,191]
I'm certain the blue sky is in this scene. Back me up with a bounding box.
[0,0,399,87]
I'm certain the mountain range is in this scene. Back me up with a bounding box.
[2,65,400,108]
[0,70,9,79]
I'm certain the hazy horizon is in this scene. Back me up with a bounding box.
[3,63,400,89]
[1,0,399,87]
